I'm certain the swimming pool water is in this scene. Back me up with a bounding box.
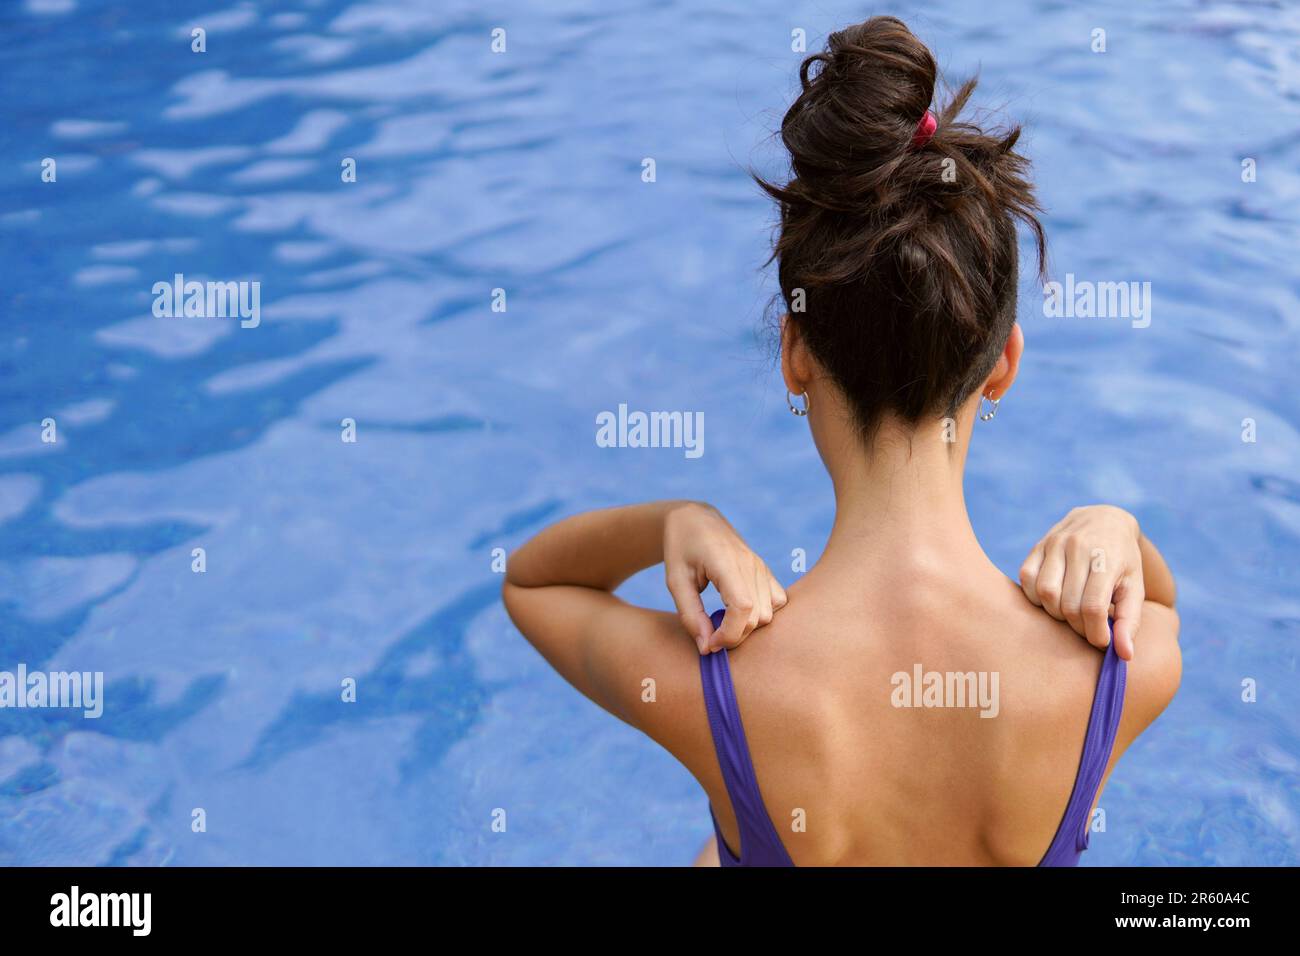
[1,0,1297,865]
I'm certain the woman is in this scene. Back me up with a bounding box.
[502,16,1180,866]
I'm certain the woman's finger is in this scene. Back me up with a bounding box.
[1019,543,1046,606]
[1111,573,1145,661]
[732,562,762,646]
[1058,537,1093,636]
[753,560,773,628]
[666,568,713,654]
[1080,567,1117,651]
[711,559,756,651]
[768,569,788,610]
[1035,539,1067,620]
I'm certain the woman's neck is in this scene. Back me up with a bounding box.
[810,412,1002,583]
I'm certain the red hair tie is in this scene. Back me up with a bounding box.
[911,110,937,149]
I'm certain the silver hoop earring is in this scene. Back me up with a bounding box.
[786,390,809,417]
[978,393,1000,422]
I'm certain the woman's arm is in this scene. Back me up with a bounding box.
[501,501,785,756]
[1019,505,1177,659]
[505,499,683,595]
[505,500,786,653]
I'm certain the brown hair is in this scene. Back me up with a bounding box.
[757,16,1046,439]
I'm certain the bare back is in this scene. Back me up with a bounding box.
[702,563,1148,866]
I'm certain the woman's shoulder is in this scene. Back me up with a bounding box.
[997,586,1180,772]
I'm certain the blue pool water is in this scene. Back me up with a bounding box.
[1,0,1297,866]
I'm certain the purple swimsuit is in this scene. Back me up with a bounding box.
[700,608,1127,866]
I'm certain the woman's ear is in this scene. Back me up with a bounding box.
[781,314,812,395]
[984,322,1024,400]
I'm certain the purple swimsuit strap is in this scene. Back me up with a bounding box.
[699,608,793,866]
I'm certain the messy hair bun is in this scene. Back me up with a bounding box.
[757,16,1046,438]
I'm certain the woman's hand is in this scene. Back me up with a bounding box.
[663,502,788,655]
[1019,505,1144,660]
